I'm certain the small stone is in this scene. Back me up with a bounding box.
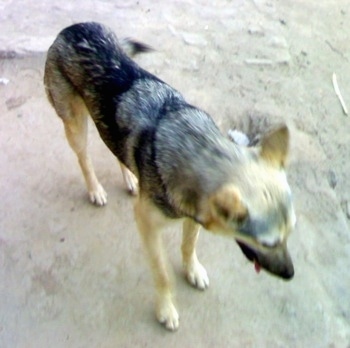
[248,26,265,37]
[181,32,207,47]
[6,96,27,110]
[345,202,350,219]
[341,201,350,219]
[268,36,288,48]
[245,58,273,66]
[279,19,287,26]
[327,170,337,189]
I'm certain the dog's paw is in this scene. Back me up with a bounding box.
[125,173,138,196]
[156,299,179,331]
[89,184,107,206]
[184,261,209,290]
[121,167,138,196]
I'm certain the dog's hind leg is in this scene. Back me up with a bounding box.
[119,161,138,195]
[61,96,107,206]
[182,219,209,290]
[134,196,179,331]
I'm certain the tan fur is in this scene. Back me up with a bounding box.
[53,93,107,205]
[203,184,248,233]
[134,196,179,330]
[134,196,211,330]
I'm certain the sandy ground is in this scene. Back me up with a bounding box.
[1,0,350,347]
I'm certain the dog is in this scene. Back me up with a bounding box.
[44,22,296,331]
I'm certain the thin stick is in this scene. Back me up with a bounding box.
[332,73,348,115]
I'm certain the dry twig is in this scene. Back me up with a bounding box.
[332,73,348,115]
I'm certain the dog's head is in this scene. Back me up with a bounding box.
[200,125,295,280]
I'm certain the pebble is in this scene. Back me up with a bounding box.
[248,26,265,37]
[245,58,274,66]
[347,202,350,219]
[181,32,207,47]
[6,96,27,110]
[268,36,288,48]
[327,170,337,189]
[341,201,350,219]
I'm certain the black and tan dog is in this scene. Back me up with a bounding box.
[44,22,295,331]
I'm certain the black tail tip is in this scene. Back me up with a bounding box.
[122,38,154,57]
[129,40,154,53]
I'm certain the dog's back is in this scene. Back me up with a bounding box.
[44,22,237,217]
[45,23,180,164]
[45,22,141,98]
[44,22,156,157]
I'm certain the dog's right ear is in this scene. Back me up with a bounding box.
[200,185,248,232]
[260,125,289,168]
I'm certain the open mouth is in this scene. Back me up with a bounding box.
[236,240,294,280]
[236,241,261,273]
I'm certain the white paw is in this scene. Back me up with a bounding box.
[89,184,107,206]
[122,169,138,196]
[156,299,179,331]
[184,261,209,290]
[125,174,138,196]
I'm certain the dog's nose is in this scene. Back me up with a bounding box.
[280,264,294,280]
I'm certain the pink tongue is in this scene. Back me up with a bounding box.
[254,260,261,273]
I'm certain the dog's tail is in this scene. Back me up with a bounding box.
[121,38,154,57]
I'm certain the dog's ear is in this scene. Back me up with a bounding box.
[201,185,248,231]
[260,125,289,168]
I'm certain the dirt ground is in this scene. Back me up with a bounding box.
[1,0,350,347]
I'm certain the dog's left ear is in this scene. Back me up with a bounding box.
[260,125,289,168]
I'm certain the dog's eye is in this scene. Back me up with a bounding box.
[217,206,230,220]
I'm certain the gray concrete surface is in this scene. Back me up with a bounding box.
[1,1,350,347]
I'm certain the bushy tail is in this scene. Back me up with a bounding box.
[121,38,154,57]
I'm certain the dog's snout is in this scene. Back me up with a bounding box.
[280,264,294,280]
[261,247,294,280]
[236,240,294,280]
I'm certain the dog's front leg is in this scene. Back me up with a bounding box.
[134,196,179,331]
[182,219,209,290]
